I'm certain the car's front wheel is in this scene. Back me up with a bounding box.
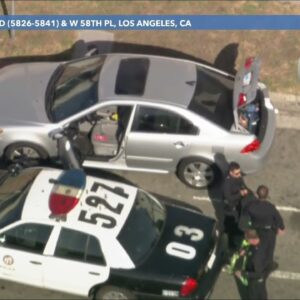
[177,157,220,189]
[95,286,136,300]
[4,143,48,166]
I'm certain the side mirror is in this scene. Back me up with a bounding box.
[49,128,64,140]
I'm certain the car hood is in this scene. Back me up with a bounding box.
[0,62,60,124]
[135,203,216,279]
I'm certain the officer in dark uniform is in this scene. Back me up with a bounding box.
[235,229,272,300]
[223,162,249,250]
[246,185,285,268]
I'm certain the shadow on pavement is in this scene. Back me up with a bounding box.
[214,42,239,75]
[0,39,239,77]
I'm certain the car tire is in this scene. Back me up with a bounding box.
[177,157,220,189]
[95,286,136,300]
[4,143,48,166]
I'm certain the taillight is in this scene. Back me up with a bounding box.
[238,93,247,107]
[245,57,254,69]
[180,278,198,297]
[240,139,261,154]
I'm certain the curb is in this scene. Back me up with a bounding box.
[270,92,300,105]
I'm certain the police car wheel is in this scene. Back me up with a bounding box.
[95,286,136,300]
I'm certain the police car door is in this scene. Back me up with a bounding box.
[0,222,53,287]
[43,227,109,296]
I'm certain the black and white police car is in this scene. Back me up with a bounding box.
[0,166,224,299]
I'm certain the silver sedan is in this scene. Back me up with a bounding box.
[0,53,276,188]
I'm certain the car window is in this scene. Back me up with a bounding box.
[0,169,42,230]
[118,190,165,265]
[188,66,234,130]
[132,106,198,135]
[54,228,106,265]
[0,223,53,254]
[46,56,106,122]
[115,58,150,95]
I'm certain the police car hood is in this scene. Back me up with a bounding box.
[136,204,216,278]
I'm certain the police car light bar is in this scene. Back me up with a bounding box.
[49,169,86,216]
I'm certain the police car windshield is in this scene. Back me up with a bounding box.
[0,169,41,229]
[118,190,166,265]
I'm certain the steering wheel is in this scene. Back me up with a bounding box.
[84,113,99,125]
[63,122,79,140]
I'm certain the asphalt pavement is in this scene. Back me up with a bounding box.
[0,126,298,299]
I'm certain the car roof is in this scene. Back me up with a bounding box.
[21,169,138,239]
[98,53,199,108]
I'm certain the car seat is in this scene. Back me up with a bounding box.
[91,119,119,156]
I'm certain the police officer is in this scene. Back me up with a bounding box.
[246,185,285,268]
[235,229,272,300]
[223,162,249,250]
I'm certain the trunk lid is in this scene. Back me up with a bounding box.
[233,57,261,132]
[136,203,217,279]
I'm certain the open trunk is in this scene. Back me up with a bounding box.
[232,57,262,136]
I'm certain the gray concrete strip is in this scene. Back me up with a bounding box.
[271,92,300,105]
[276,113,300,130]
[78,30,114,42]
[77,30,115,54]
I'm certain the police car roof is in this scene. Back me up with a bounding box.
[21,169,138,238]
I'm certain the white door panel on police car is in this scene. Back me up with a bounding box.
[0,248,45,287]
[43,228,109,296]
[0,223,53,287]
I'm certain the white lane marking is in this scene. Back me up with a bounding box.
[223,269,300,281]
[270,270,300,281]
[276,206,300,213]
[193,196,221,203]
[193,196,300,213]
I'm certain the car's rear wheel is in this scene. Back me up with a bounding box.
[4,143,48,166]
[95,286,136,300]
[177,157,220,189]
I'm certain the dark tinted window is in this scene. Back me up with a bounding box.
[0,169,41,229]
[115,58,149,95]
[0,223,53,254]
[55,228,105,265]
[86,235,106,265]
[47,56,105,122]
[132,106,198,135]
[189,66,234,130]
[118,190,165,265]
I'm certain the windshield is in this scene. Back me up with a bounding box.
[188,66,234,130]
[0,169,41,229]
[46,56,106,122]
[118,190,166,265]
